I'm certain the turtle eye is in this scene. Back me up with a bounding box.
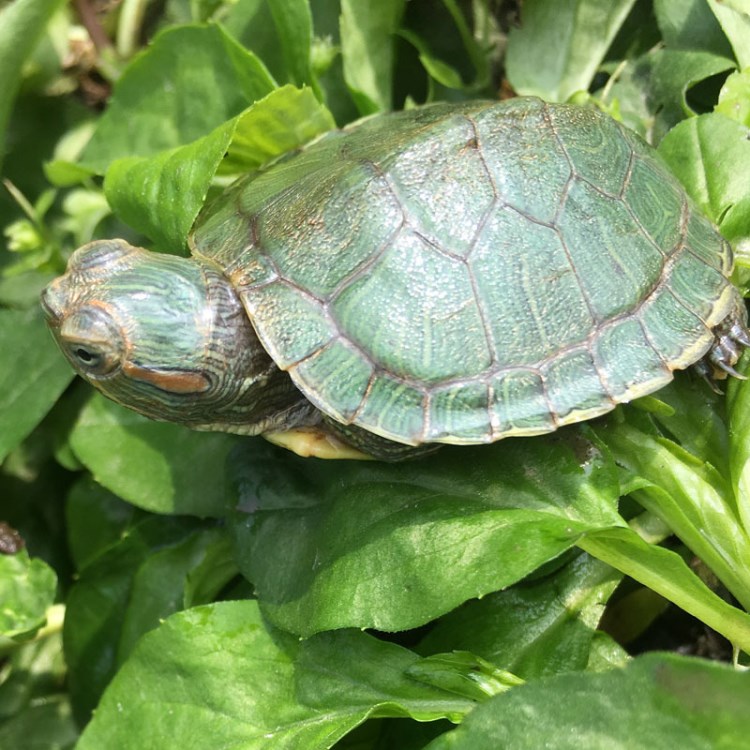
[63,339,120,376]
[72,345,103,369]
[59,305,125,378]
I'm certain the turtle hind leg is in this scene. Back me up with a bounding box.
[695,298,750,387]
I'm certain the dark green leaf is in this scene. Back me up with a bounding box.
[0,0,65,173]
[69,394,237,516]
[65,476,140,571]
[63,516,225,720]
[229,434,623,636]
[0,308,73,463]
[418,552,622,680]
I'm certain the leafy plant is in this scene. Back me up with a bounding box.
[2,0,750,747]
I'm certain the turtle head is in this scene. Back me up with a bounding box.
[41,239,294,431]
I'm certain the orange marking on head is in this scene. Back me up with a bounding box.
[122,362,211,394]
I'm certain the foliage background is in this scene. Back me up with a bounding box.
[2,0,750,747]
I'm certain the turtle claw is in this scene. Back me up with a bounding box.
[699,299,749,384]
[730,322,750,348]
[717,360,747,380]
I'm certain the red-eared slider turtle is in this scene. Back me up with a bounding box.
[42,97,749,459]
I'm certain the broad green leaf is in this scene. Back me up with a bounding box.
[708,0,750,68]
[229,434,623,636]
[418,552,621,680]
[77,601,473,750]
[424,653,750,750]
[103,85,334,251]
[80,24,276,173]
[716,67,750,125]
[69,393,237,516]
[63,516,225,720]
[506,0,637,102]
[103,120,234,253]
[0,0,65,174]
[0,549,56,639]
[658,112,750,242]
[0,308,73,463]
[578,527,750,654]
[340,0,406,113]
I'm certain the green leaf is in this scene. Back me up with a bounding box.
[0,549,56,640]
[578,527,750,654]
[0,0,65,174]
[424,653,750,750]
[418,552,621,680]
[0,627,76,747]
[103,85,334,251]
[340,0,407,113]
[0,698,77,750]
[726,352,750,538]
[218,85,335,173]
[229,434,624,636]
[405,652,524,702]
[646,49,735,135]
[716,66,750,125]
[708,0,750,68]
[80,24,276,173]
[65,476,140,571]
[69,393,237,516]
[654,0,733,56]
[0,308,73,463]
[658,112,750,242]
[506,0,637,102]
[596,418,750,613]
[267,0,316,88]
[641,377,728,477]
[77,601,473,749]
[64,517,226,720]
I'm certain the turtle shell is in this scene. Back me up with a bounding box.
[191,97,735,446]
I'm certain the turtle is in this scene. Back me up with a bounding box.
[41,97,749,460]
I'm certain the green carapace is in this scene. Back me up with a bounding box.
[42,97,749,459]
